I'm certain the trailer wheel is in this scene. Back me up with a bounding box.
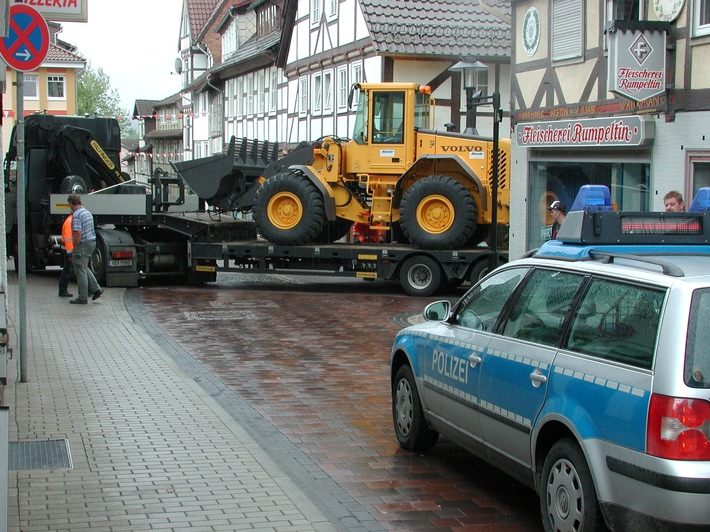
[399,255,443,297]
[469,256,507,285]
[400,175,477,249]
[90,235,108,285]
[255,172,325,245]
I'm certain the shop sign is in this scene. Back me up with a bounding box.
[515,116,653,148]
[607,26,667,102]
[12,0,87,23]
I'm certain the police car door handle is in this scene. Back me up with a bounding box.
[529,370,547,388]
[468,353,482,368]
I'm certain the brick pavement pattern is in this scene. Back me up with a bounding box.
[4,274,331,531]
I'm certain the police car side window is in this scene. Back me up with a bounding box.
[685,288,710,388]
[453,267,529,331]
[567,278,664,369]
[501,269,585,346]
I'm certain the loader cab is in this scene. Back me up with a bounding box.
[348,83,430,174]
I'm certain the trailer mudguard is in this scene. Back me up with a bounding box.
[394,154,487,211]
[93,227,138,287]
[287,165,337,221]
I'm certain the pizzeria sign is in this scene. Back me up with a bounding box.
[516,116,654,148]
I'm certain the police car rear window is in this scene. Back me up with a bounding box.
[566,279,664,370]
[686,288,710,388]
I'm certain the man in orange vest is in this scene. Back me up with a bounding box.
[58,213,74,297]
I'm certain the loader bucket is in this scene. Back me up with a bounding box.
[170,136,280,211]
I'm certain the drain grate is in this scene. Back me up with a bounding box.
[9,439,73,471]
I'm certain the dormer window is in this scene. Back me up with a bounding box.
[257,4,278,36]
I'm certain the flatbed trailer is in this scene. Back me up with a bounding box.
[49,190,503,295]
[189,239,505,296]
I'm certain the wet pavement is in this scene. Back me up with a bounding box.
[131,273,542,531]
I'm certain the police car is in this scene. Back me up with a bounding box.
[390,186,710,531]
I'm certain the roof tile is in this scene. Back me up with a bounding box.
[360,0,511,59]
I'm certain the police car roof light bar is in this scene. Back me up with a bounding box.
[569,184,613,212]
[689,187,710,212]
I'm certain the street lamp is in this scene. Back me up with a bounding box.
[449,59,503,271]
[448,59,489,135]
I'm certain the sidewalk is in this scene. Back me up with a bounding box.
[3,273,331,531]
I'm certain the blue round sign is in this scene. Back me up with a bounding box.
[0,4,50,72]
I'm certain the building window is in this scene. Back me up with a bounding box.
[299,76,308,115]
[258,70,265,114]
[223,22,238,58]
[159,112,166,125]
[258,4,278,36]
[236,78,243,119]
[269,68,278,113]
[47,75,65,99]
[246,75,254,116]
[695,0,710,36]
[24,74,38,99]
[606,0,641,21]
[323,69,333,113]
[690,156,710,197]
[337,66,348,112]
[527,160,649,248]
[350,62,363,106]
[552,0,583,62]
[312,72,322,114]
[327,0,338,20]
[311,0,321,26]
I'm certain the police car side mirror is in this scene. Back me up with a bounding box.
[424,300,450,321]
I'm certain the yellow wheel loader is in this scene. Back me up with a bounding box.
[253,82,510,250]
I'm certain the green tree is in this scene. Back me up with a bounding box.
[77,64,135,137]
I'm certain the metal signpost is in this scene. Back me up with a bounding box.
[0,4,50,383]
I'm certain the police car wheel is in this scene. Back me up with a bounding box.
[392,365,439,452]
[540,439,604,532]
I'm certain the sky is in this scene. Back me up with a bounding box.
[59,0,185,113]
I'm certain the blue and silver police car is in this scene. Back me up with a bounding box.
[390,186,710,531]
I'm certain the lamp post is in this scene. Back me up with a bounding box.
[448,59,489,135]
[449,60,503,272]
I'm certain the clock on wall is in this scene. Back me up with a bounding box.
[653,0,684,22]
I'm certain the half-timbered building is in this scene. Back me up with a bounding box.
[509,0,710,256]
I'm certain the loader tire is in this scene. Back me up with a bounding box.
[400,175,477,249]
[255,172,326,245]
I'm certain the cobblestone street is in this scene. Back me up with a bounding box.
[133,274,541,531]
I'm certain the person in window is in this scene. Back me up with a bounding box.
[547,200,567,239]
[663,190,686,212]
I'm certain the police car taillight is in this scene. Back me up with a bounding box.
[647,394,710,460]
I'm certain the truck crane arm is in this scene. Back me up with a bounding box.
[48,125,128,191]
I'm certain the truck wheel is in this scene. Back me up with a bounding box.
[90,235,108,285]
[59,175,88,195]
[312,218,352,244]
[399,255,443,297]
[392,364,439,451]
[400,175,477,249]
[540,439,604,532]
[255,172,325,245]
[469,256,507,285]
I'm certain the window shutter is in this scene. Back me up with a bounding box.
[553,0,583,61]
